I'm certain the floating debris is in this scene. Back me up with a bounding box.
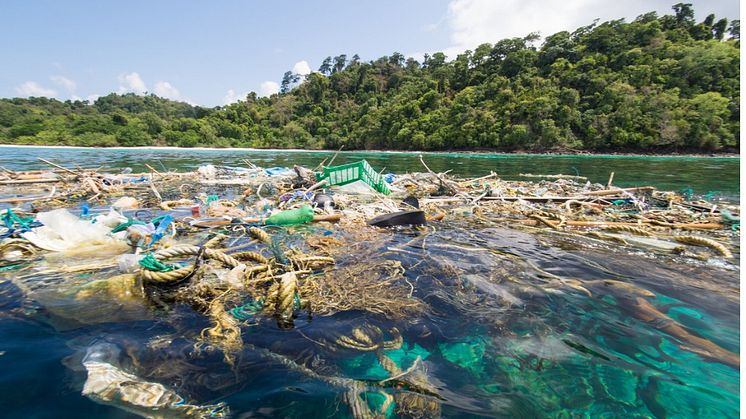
[0,156,739,418]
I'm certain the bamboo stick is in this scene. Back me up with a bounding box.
[584,186,655,196]
[37,158,78,175]
[0,178,61,185]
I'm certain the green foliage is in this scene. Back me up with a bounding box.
[0,4,738,152]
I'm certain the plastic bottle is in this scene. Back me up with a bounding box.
[148,214,173,246]
[265,206,315,225]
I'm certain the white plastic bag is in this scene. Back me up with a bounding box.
[22,209,120,251]
[93,208,128,229]
[197,164,217,179]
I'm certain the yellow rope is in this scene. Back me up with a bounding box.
[604,225,652,236]
[140,245,241,284]
[249,226,271,244]
[674,235,733,258]
[232,251,269,264]
[140,266,194,284]
[277,272,298,323]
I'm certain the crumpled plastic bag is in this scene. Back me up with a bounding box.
[93,208,128,229]
[111,196,139,210]
[82,342,227,418]
[197,164,217,179]
[22,209,121,252]
[333,180,378,195]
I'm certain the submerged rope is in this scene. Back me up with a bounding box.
[674,235,733,258]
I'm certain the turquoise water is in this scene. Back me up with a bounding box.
[0,146,740,418]
[0,147,739,198]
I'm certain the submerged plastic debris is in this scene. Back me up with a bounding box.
[0,156,739,418]
[82,342,228,418]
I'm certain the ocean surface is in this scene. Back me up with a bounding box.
[0,146,740,418]
[0,146,740,198]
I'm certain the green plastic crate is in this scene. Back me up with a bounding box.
[316,160,390,195]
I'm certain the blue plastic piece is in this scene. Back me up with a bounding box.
[383,173,396,184]
[81,202,90,218]
[148,214,173,246]
[264,167,292,176]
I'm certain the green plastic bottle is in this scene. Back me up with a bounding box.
[265,205,315,225]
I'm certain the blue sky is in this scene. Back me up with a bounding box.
[0,0,738,106]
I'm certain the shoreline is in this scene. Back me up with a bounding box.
[0,143,739,159]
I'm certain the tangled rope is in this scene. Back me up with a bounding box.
[276,272,298,326]
[139,245,242,284]
[154,245,240,267]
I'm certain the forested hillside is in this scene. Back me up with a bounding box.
[0,4,739,152]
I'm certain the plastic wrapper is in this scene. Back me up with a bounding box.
[22,209,121,252]
[82,342,227,418]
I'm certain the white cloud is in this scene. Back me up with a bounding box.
[444,0,593,54]
[50,75,77,94]
[154,81,181,100]
[223,89,247,104]
[292,60,312,76]
[259,81,280,97]
[439,0,734,57]
[117,72,147,94]
[69,94,98,104]
[15,81,56,97]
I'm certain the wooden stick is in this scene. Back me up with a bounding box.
[606,172,615,188]
[326,145,344,167]
[585,186,655,196]
[419,154,435,174]
[314,158,328,171]
[144,163,162,176]
[37,158,78,175]
[471,189,490,204]
[305,179,328,193]
[311,213,342,222]
[458,171,497,185]
[419,154,457,194]
[0,178,61,185]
